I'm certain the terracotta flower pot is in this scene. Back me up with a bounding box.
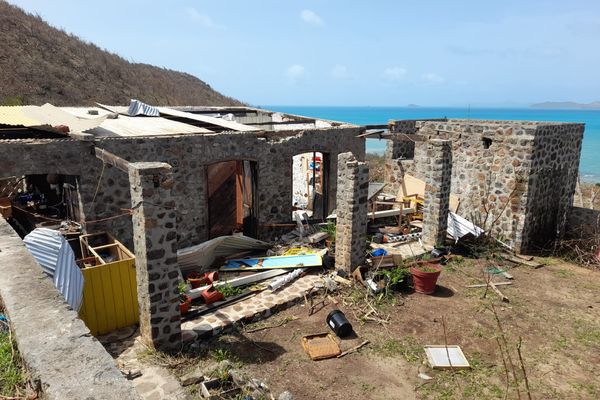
[179,294,192,315]
[410,264,442,294]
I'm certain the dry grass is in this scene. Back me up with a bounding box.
[0,1,242,107]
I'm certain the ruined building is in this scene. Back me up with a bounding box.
[383,118,585,253]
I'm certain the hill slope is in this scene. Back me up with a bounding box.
[0,1,242,107]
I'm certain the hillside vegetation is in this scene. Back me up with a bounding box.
[0,1,242,107]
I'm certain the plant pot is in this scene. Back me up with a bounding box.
[410,264,442,294]
[179,294,192,315]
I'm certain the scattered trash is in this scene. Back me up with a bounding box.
[221,254,322,271]
[418,372,434,381]
[178,235,271,273]
[200,375,242,399]
[301,332,341,360]
[424,345,471,369]
[326,309,353,338]
[268,268,306,291]
[371,248,388,257]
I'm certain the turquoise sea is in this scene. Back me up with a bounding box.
[267,106,600,183]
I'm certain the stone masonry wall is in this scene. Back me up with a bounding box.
[520,124,584,251]
[384,119,584,253]
[129,162,181,350]
[0,127,364,250]
[566,206,600,239]
[335,152,369,272]
[421,140,452,248]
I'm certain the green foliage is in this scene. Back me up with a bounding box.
[372,336,422,362]
[0,96,24,106]
[178,281,189,294]
[0,332,24,397]
[380,267,411,286]
[216,283,243,298]
[320,222,336,243]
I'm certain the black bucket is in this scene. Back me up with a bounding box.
[327,309,353,337]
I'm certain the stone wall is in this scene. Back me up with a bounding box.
[421,140,452,248]
[566,206,600,238]
[0,217,141,400]
[129,162,181,349]
[335,152,369,272]
[384,119,584,253]
[0,127,364,249]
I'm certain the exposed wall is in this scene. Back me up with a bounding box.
[335,152,369,272]
[0,127,364,250]
[0,217,141,400]
[384,119,584,253]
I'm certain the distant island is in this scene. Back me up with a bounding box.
[530,101,600,110]
[406,104,421,108]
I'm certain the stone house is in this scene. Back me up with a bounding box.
[383,118,585,253]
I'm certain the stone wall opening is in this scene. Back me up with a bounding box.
[291,151,329,221]
[207,160,258,238]
[0,173,82,237]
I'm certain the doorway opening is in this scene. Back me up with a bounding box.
[207,160,258,238]
[0,174,81,237]
[291,152,329,221]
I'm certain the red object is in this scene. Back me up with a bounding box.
[179,294,192,315]
[410,264,442,294]
[201,286,225,304]
[186,271,219,289]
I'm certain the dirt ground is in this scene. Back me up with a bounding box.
[197,257,600,400]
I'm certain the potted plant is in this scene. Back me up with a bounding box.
[410,263,442,294]
[178,281,192,315]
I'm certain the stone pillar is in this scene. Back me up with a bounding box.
[422,140,452,248]
[128,162,181,350]
[335,152,369,272]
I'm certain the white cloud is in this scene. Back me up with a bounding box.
[383,67,407,81]
[300,9,324,26]
[285,64,305,83]
[422,72,445,84]
[185,7,220,29]
[331,64,351,80]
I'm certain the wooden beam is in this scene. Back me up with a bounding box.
[94,147,130,173]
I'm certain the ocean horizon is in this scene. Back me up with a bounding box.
[267,106,600,183]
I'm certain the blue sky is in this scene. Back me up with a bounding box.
[9,0,600,106]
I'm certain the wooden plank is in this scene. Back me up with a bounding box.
[94,147,130,173]
[466,282,513,288]
[489,281,509,302]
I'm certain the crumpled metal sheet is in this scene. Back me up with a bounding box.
[23,228,84,311]
[177,234,271,272]
[447,212,484,241]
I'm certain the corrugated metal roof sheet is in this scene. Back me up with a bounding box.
[23,228,84,311]
[158,107,260,132]
[0,104,106,133]
[0,106,41,127]
[86,114,212,137]
[128,99,160,117]
[447,212,484,241]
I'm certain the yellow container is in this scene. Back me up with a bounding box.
[78,232,139,336]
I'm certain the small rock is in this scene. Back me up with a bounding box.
[279,391,294,400]
[179,368,204,386]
